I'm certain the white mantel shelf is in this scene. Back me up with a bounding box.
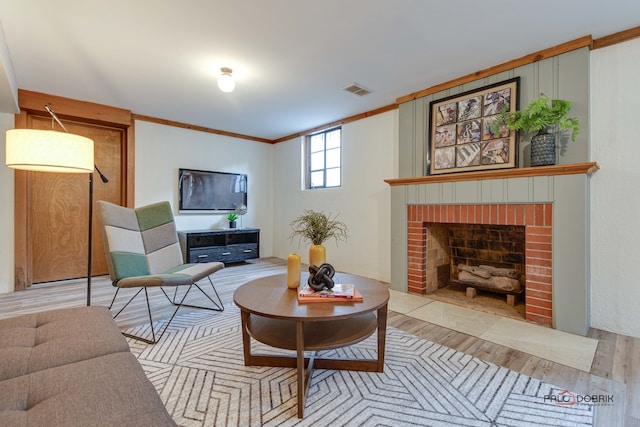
[384,162,599,186]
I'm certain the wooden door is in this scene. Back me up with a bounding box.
[29,116,124,283]
[14,89,134,289]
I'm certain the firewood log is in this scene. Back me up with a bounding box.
[458,271,522,293]
[457,264,491,279]
[478,265,522,279]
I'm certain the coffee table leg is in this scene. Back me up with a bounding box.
[240,310,252,365]
[377,304,388,372]
[296,320,305,418]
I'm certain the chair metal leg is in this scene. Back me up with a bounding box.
[120,288,160,344]
[109,288,143,315]
[110,286,190,345]
[109,274,223,344]
[161,275,224,312]
[108,288,120,310]
[192,276,224,311]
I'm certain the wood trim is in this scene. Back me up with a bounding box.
[396,35,593,104]
[132,114,273,144]
[384,162,599,186]
[18,89,131,127]
[592,26,640,50]
[272,103,398,144]
[125,122,136,207]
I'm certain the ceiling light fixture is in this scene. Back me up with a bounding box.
[217,67,235,93]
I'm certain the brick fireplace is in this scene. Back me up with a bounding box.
[387,161,596,336]
[408,203,552,327]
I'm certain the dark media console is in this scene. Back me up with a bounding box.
[178,228,260,264]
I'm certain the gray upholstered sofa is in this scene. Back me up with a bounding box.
[0,306,176,426]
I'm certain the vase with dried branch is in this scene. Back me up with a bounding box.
[289,209,348,266]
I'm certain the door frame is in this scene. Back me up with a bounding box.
[13,89,134,290]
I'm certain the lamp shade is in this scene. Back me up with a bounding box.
[6,129,94,173]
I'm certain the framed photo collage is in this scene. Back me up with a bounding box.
[428,77,519,175]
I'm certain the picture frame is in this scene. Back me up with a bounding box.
[428,77,519,175]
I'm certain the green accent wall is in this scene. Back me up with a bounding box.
[398,47,590,177]
[392,47,591,336]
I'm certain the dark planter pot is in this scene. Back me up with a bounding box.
[229,221,237,229]
[530,132,556,166]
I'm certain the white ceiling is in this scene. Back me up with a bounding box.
[0,1,639,141]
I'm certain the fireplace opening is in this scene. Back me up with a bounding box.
[408,203,553,327]
[425,222,526,320]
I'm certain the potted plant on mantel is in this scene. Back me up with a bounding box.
[289,209,348,266]
[491,94,580,166]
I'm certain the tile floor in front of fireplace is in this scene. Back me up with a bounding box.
[388,290,598,372]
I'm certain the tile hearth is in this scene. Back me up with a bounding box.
[388,289,598,372]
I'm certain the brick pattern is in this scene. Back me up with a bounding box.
[407,203,553,327]
[407,217,427,294]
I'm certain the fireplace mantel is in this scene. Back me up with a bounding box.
[384,162,599,186]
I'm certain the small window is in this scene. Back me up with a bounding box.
[306,127,341,189]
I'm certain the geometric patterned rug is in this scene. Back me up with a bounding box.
[126,304,594,427]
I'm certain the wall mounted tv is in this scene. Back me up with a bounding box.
[179,168,247,212]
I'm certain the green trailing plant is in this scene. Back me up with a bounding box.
[227,213,238,222]
[289,209,348,246]
[491,94,580,141]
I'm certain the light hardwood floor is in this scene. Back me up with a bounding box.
[0,257,637,427]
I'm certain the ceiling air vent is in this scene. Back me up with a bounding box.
[343,83,372,96]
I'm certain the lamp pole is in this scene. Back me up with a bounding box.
[87,165,109,306]
[87,172,94,306]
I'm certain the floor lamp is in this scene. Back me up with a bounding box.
[5,106,104,306]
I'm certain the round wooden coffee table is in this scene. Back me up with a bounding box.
[233,272,389,418]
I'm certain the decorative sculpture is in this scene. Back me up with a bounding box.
[307,263,336,291]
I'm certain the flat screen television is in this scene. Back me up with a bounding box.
[179,168,247,212]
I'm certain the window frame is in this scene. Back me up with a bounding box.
[305,127,342,190]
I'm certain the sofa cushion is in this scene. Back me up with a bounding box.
[0,352,175,426]
[0,306,176,426]
[0,306,130,381]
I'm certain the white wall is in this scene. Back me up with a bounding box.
[134,121,274,258]
[0,112,14,293]
[272,110,398,282]
[590,37,640,338]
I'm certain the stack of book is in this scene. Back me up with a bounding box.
[297,283,363,303]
